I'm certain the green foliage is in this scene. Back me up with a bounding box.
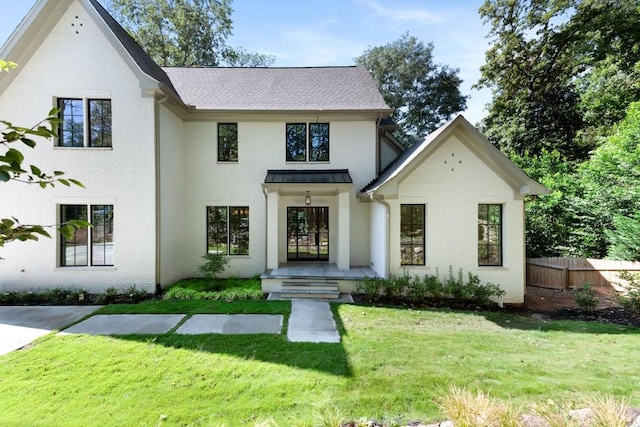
[197,253,229,278]
[0,285,149,305]
[355,33,467,147]
[477,0,640,161]
[163,276,263,301]
[573,283,598,314]
[0,59,17,72]
[618,271,640,317]
[109,0,274,67]
[521,102,640,258]
[357,267,505,307]
[606,213,640,261]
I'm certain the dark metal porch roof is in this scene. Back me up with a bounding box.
[264,169,353,184]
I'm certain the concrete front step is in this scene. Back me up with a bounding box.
[281,281,340,299]
[281,282,339,292]
[281,290,341,299]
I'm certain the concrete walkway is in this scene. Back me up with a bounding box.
[0,299,340,356]
[287,300,341,343]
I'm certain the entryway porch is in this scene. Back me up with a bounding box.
[261,262,377,299]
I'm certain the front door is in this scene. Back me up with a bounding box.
[287,207,329,261]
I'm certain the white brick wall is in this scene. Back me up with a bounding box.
[0,2,157,292]
[178,118,378,277]
[390,133,527,304]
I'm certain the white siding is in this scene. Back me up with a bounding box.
[388,132,526,303]
[0,2,157,291]
[158,104,189,286]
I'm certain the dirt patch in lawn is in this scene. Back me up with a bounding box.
[525,283,640,327]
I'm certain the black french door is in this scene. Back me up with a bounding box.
[287,207,329,261]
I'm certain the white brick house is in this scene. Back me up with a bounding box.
[0,0,546,303]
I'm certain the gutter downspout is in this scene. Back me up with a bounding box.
[365,191,391,279]
[154,93,169,293]
[262,186,270,273]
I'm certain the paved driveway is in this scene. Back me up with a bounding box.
[0,306,102,356]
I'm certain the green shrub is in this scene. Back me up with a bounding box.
[163,277,263,301]
[618,271,640,316]
[197,253,229,278]
[573,283,598,313]
[95,287,120,305]
[356,276,387,302]
[357,267,505,307]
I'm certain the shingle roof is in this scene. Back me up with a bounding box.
[88,0,181,100]
[265,169,353,184]
[162,66,392,112]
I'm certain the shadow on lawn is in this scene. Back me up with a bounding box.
[114,310,353,377]
[481,310,640,335]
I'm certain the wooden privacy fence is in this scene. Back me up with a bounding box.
[526,257,640,290]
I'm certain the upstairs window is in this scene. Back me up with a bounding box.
[218,123,238,162]
[286,123,329,162]
[478,204,502,266]
[58,98,112,148]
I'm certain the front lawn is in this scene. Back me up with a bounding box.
[0,302,638,426]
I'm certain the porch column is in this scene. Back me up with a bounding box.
[337,189,350,270]
[266,189,279,269]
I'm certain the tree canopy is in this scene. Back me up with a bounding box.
[476,0,640,160]
[109,0,274,67]
[355,33,468,147]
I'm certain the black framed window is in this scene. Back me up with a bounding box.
[400,204,425,265]
[309,123,329,161]
[286,123,306,161]
[207,206,249,255]
[58,98,112,148]
[218,123,238,162]
[286,122,329,162]
[59,99,84,147]
[478,204,502,266]
[60,204,114,267]
[89,100,112,147]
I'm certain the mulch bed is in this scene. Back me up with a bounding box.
[525,284,640,328]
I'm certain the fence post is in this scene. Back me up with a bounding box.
[564,267,570,289]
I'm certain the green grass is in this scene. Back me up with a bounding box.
[1,303,639,426]
[163,277,264,301]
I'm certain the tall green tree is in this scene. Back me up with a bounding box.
[109,0,274,67]
[355,33,468,147]
[476,0,640,160]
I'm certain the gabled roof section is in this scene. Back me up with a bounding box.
[86,0,180,100]
[360,115,548,197]
[162,66,392,112]
[0,0,181,101]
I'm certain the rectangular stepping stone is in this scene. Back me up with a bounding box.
[287,300,340,343]
[63,314,184,335]
[176,314,283,335]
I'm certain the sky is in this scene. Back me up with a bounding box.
[0,0,492,124]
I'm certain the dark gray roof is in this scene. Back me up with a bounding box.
[162,66,392,111]
[265,169,353,184]
[88,0,181,101]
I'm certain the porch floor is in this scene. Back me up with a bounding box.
[260,263,377,281]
